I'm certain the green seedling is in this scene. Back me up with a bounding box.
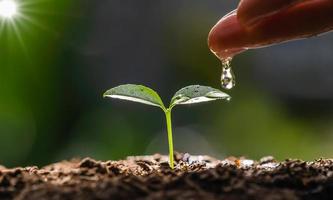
[103,84,230,169]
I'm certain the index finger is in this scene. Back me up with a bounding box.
[208,0,333,59]
[237,0,301,26]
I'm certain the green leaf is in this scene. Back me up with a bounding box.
[103,84,166,109]
[170,85,230,108]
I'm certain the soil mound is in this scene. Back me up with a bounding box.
[1,153,333,200]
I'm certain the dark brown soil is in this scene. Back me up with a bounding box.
[1,153,333,200]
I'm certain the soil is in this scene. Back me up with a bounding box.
[1,153,333,200]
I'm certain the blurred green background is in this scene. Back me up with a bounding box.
[1,0,333,167]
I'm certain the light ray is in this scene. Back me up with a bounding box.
[19,0,51,7]
[20,7,81,18]
[9,18,29,59]
[0,19,6,37]
[18,13,58,36]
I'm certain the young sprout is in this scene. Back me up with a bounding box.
[103,84,230,169]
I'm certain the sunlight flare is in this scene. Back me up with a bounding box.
[0,0,17,19]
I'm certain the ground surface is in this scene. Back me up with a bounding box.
[1,153,333,200]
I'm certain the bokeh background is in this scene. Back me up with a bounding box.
[1,0,333,167]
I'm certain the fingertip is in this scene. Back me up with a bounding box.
[208,11,247,59]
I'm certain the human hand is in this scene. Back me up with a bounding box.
[208,0,333,60]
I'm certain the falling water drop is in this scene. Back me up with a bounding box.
[221,58,235,90]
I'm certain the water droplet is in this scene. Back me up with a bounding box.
[221,58,235,90]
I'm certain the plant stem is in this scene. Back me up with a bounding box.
[165,109,174,169]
